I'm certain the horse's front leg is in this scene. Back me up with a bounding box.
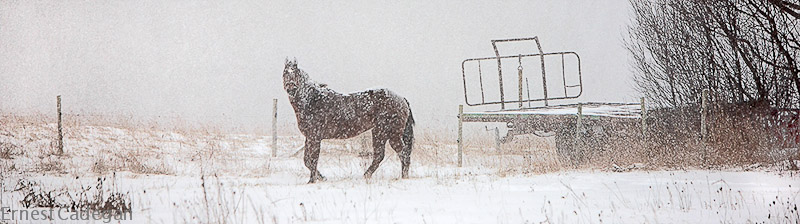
[303,139,326,183]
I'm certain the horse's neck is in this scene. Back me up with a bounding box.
[289,82,321,108]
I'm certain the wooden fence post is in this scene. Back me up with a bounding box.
[57,95,63,155]
[576,103,583,138]
[640,97,651,160]
[272,98,278,157]
[494,127,501,151]
[458,105,463,167]
[701,89,709,162]
[641,97,647,135]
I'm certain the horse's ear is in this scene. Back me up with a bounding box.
[292,57,297,65]
[285,57,289,65]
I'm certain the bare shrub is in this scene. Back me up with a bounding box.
[0,161,17,178]
[14,178,131,214]
[14,179,58,208]
[0,142,21,159]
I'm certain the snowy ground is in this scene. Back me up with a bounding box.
[0,119,798,223]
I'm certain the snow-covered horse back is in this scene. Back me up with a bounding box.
[282,59,415,183]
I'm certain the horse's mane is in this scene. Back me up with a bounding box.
[291,68,344,101]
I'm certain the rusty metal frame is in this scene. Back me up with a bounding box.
[461,37,583,109]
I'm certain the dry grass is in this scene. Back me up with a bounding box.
[411,126,567,176]
[420,103,799,175]
[558,103,799,170]
[91,150,174,175]
[1,105,796,180]
[34,155,65,173]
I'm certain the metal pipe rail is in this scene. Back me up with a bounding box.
[461,52,583,108]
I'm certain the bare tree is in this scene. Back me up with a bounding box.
[626,0,800,110]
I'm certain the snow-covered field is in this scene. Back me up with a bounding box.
[1,119,798,223]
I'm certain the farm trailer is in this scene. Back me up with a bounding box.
[455,37,647,167]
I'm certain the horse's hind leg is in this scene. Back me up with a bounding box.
[364,134,387,179]
[389,137,410,179]
[303,139,326,183]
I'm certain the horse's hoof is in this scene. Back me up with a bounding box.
[307,178,323,184]
[308,175,326,184]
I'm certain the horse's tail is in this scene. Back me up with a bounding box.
[402,100,415,153]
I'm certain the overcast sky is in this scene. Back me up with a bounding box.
[0,0,638,133]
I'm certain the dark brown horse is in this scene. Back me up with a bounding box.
[282,59,415,183]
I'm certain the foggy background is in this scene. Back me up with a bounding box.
[0,0,639,133]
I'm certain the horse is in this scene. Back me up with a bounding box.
[282,59,415,183]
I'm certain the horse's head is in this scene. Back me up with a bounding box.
[283,58,309,96]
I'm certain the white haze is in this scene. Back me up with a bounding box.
[0,0,637,133]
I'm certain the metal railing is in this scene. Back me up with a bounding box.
[461,37,583,110]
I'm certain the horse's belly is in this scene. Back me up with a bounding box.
[326,117,373,139]
[298,113,374,140]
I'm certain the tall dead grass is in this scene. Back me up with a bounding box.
[575,102,798,169]
[2,102,795,180]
